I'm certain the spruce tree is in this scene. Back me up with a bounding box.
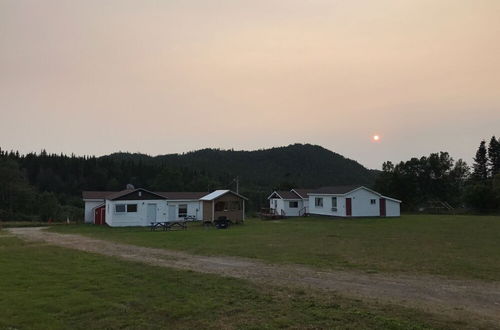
[473,140,488,181]
[488,136,500,176]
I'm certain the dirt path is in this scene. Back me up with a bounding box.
[8,227,500,327]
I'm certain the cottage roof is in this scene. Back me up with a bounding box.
[83,189,210,201]
[309,185,363,195]
[267,190,301,200]
[200,190,248,201]
[157,192,208,200]
[291,188,316,199]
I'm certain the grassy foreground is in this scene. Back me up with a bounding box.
[51,215,500,281]
[0,231,460,329]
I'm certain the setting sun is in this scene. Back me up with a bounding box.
[373,135,380,142]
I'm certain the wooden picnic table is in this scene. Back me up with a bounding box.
[150,221,189,231]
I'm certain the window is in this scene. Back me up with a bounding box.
[178,204,188,217]
[370,199,376,205]
[315,197,323,207]
[289,201,298,208]
[215,201,225,211]
[229,201,241,210]
[115,204,126,213]
[127,204,137,212]
[331,197,337,211]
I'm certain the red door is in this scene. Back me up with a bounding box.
[379,198,386,217]
[346,198,352,216]
[94,206,106,225]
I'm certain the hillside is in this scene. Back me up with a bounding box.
[104,144,376,189]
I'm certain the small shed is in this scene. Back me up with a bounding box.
[200,190,248,223]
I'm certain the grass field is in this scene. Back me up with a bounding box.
[0,230,463,329]
[50,215,500,281]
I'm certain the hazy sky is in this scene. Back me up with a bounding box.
[1,0,499,169]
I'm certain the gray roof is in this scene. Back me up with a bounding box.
[291,188,316,199]
[309,185,363,195]
[200,190,248,201]
[83,189,209,201]
[269,190,301,199]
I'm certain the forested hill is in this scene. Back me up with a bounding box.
[0,144,377,220]
[103,144,376,190]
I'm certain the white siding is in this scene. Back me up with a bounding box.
[385,199,400,217]
[281,199,304,216]
[104,199,204,227]
[106,200,168,227]
[308,195,345,217]
[165,201,203,221]
[269,198,305,216]
[347,189,380,217]
[84,200,103,223]
[308,187,401,217]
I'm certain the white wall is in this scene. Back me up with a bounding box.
[165,201,203,221]
[385,199,401,217]
[281,199,304,216]
[308,188,401,217]
[106,200,168,227]
[308,195,345,217]
[269,198,305,216]
[269,198,284,214]
[104,199,203,227]
[84,200,103,223]
[347,189,381,217]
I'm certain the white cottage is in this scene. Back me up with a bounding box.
[307,185,401,217]
[268,185,401,217]
[82,188,247,227]
[267,190,313,216]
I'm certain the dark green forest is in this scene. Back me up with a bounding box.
[375,136,500,213]
[1,139,499,222]
[0,144,376,221]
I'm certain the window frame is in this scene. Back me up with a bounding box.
[115,204,126,213]
[178,204,188,217]
[370,199,377,205]
[126,204,137,213]
[289,201,299,208]
[331,197,337,211]
[315,197,323,207]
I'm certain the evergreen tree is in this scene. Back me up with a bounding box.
[472,140,488,181]
[488,136,500,176]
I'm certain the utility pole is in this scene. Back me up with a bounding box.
[236,176,239,194]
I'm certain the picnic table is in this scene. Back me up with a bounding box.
[150,221,188,231]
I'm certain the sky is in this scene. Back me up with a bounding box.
[1,0,499,169]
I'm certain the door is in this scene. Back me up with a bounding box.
[346,198,352,216]
[379,198,386,217]
[99,208,106,225]
[147,203,157,223]
[168,205,176,221]
[94,206,106,225]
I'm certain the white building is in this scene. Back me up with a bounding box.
[268,185,401,217]
[267,190,313,216]
[82,188,247,227]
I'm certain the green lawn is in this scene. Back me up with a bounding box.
[50,215,500,281]
[0,231,460,329]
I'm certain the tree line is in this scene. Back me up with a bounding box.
[374,136,500,212]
